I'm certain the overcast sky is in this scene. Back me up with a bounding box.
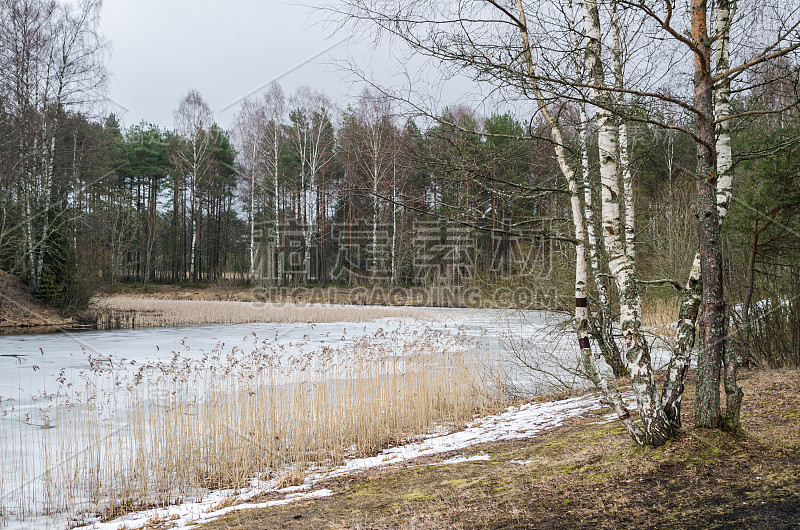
[100,0,486,131]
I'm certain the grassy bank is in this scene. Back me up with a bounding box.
[199,368,800,529]
[0,270,75,331]
[96,282,570,311]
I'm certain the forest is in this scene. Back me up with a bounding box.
[1,0,798,370]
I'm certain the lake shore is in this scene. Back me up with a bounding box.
[86,368,800,529]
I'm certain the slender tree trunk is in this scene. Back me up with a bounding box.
[714,0,743,430]
[372,164,379,280]
[515,0,643,443]
[692,0,725,429]
[190,174,198,282]
[566,0,626,378]
[391,159,397,284]
[580,104,625,378]
[274,140,283,286]
[34,121,57,289]
[250,140,257,282]
[662,254,702,427]
[611,1,636,264]
[741,220,758,361]
[583,0,670,445]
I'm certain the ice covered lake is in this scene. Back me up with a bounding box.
[0,307,580,409]
[0,306,581,529]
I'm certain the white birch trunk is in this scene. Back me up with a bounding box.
[250,140,257,282]
[190,191,198,281]
[189,140,199,281]
[391,160,397,284]
[372,164,379,279]
[715,0,733,223]
[24,177,36,284]
[714,0,742,428]
[515,0,642,442]
[662,253,702,425]
[274,129,283,286]
[570,1,625,376]
[610,1,636,264]
[582,0,669,445]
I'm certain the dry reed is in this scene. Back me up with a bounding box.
[91,297,436,330]
[0,326,502,527]
[642,296,681,335]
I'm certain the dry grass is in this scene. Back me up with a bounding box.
[91,296,436,330]
[200,368,800,529]
[0,327,502,527]
[642,295,681,335]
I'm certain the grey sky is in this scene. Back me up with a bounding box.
[101,0,485,131]
[103,1,355,129]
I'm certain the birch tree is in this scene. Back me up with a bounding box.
[261,85,287,286]
[332,0,800,444]
[287,88,336,282]
[173,90,214,282]
[0,0,105,289]
[233,84,287,284]
[232,99,264,281]
[354,90,396,281]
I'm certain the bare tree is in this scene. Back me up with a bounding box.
[173,90,214,282]
[0,0,106,289]
[354,90,397,281]
[287,87,336,282]
[331,0,800,443]
[233,84,287,284]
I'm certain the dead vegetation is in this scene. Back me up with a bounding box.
[91,296,435,329]
[0,327,502,525]
[199,368,800,529]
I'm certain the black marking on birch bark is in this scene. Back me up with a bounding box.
[576,297,588,308]
[579,337,591,349]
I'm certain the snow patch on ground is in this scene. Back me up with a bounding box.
[76,394,605,530]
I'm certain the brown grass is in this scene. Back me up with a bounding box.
[642,295,681,335]
[91,296,436,329]
[198,368,800,529]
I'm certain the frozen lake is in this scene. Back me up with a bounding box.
[0,306,580,529]
[0,307,579,408]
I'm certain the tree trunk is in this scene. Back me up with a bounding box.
[662,253,702,427]
[714,0,743,431]
[583,0,671,446]
[250,140,257,282]
[515,0,643,444]
[692,0,724,429]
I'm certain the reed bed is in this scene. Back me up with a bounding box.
[0,326,502,527]
[91,297,436,330]
[642,296,681,336]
